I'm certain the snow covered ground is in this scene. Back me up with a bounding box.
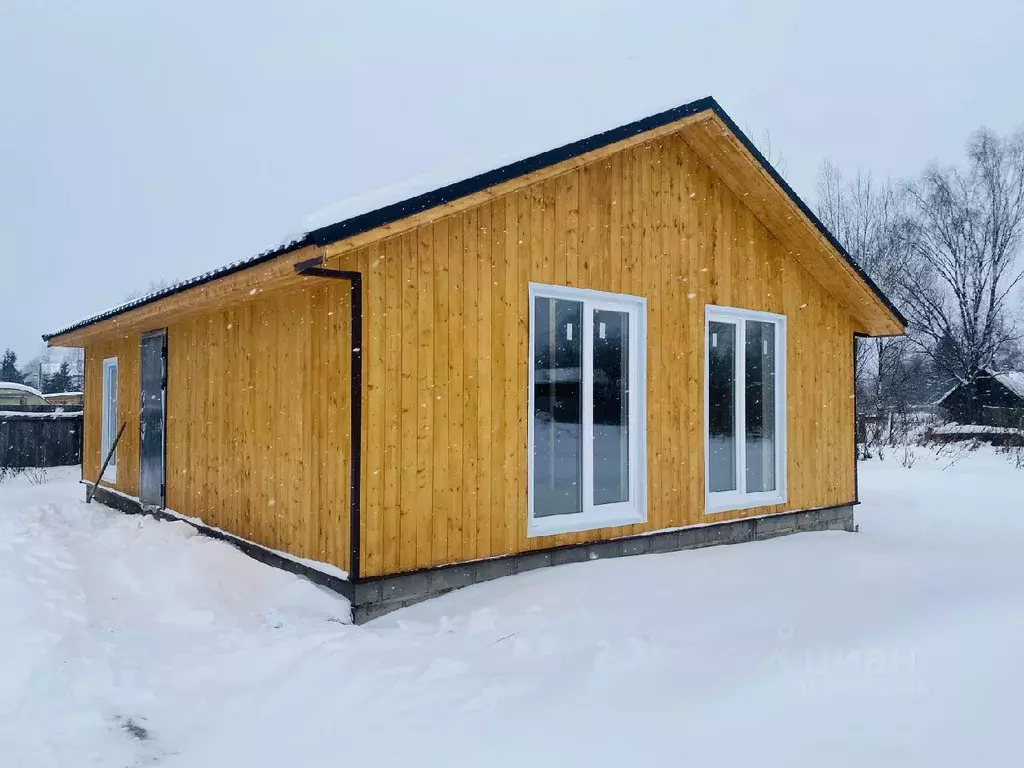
[2,447,1022,767]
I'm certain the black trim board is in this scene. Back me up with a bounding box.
[44,95,905,341]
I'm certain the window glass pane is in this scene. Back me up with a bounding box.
[104,363,118,466]
[593,309,629,505]
[533,297,582,517]
[708,321,736,492]
[745,320,776,492]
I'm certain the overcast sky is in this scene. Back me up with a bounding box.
[2,0,1022,360]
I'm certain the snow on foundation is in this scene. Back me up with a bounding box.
[82,481,350,582]
[931,423,1023,435]
[155,504,350,581]
[3,448,1024,767]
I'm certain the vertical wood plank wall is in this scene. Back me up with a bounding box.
[327,131,856,578]
[84,334,141,495]
[83,284,353,574]
[165,283,353,572]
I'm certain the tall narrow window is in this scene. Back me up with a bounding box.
[101,357,119,483]
[529,284,646,537]
[705,306,786,513]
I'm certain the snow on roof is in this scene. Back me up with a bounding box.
[933,384,960,406]
[299,152,525,235]
[0,409,80,419]
[935,370,1024,405]
[931,423,1023,436]
[43,391,84,398]
[0,381,44,397]
[298,90,709,235]
[994,371,1024,400]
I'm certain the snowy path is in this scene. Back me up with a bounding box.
[1,448,1022,767]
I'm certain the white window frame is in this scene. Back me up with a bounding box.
[101,356,118,483]
[704,305,787,514]
[527,283,647,537]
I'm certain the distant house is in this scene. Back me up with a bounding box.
[937,369,1024,427]
[0,382,49,407]
[44,97,906,621]
[43,392,85,408]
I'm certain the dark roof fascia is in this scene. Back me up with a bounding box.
[42,237,312,340]
[44,95,906,341]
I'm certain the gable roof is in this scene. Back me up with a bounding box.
[44,96,906,344]
[935,368,1024,405]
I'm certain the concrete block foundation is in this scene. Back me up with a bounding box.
[85,483,855,625]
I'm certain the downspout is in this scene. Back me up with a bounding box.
[295,256,363,582]
[853,331,866,504]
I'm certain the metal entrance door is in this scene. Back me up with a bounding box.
[139,330,167,508]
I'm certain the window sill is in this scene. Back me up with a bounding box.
[101,467,117,485]
[527,510,646,539]
[705,493,786,515]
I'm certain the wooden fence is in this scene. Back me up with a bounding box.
[0,409,83,468]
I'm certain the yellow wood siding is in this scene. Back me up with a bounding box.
[83,284,353,573]
[326,132,856,577]
[84,334,141,495]
[163,283,353,573]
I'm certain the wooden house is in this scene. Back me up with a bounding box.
[44,97,906,621]
[936,368,1024,428]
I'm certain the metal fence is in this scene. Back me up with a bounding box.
[0,408,83,468]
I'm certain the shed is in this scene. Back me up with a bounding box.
[45,97,906,621]
[936,369,1024,428]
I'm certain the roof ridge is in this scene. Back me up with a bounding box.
[45,95,905,341]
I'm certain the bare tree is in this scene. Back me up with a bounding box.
[817,162,921,416]
[900,127,1024,384]
[125,278,174,303]
[745,123,786,176]
[66,348,85,390]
